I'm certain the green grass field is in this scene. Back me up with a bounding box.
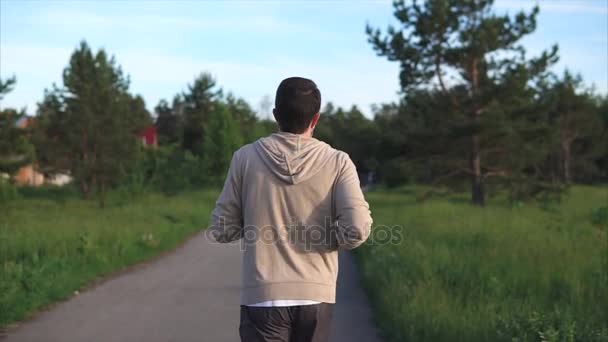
[2,185,607,341]
[0,187,217,327]
[358,186,608,342]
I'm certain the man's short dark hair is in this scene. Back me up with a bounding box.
[274,77,321,134]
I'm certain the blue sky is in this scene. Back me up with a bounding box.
[1,0,606,117]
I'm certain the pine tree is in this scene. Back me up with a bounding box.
[0,76,16,99]
[225,93,258,143]
[154,99,182,145]
[543,71,605,183]
[0,77,34,176]
[595,96,608,181]
[202,104,243,179]
[367,0,559,205]
[33,41,150,206]
[182,73,222,155]
[315,104,380,174]
[32,87,70,176]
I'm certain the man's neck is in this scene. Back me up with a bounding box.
[279,129,313,139]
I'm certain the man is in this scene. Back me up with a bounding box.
[208,77,372,342]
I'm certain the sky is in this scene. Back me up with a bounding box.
[1,0,607,118]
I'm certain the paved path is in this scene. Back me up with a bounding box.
[3,233,382,342]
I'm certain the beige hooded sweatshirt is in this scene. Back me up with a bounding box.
[209,132,372,305]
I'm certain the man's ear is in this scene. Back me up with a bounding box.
[310,112,320,129]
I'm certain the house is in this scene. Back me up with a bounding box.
[137,126,157,148]
[13,115,73,186]
[13,116,46,186]
[12,120,157,186]
[16,116,35,129]
[14,165,46,186]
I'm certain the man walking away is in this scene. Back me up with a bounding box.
[208,77,373,342]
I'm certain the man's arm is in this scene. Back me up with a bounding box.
[334,153,372,249]
[208,151,244,243]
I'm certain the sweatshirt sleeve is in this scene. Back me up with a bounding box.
[334,153,373,250]
[208,151,244,243]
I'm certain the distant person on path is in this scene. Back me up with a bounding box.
[208,77,373,342]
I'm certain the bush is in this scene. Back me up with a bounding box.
[113,145,201,204]
[150,145,208,195]
[0,177,18,203]
[381,157,411,188]
[112,144,213,197]
[17,184,78,201]
[0,178,19,225]
[590,206,608,228]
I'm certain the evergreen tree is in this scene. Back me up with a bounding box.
[33,41,150,206]
[0,77,34,175]
[154,99,182,145]
[544,71,604,184]
[202,104,243,179]
[182,73,222,155]
[0,75,16,100]
[225,93,258,142]
[32,87,70,176]
[315,103,380,174]
[595,96,608,181]
[367,0,559,205]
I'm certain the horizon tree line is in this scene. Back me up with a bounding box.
[1,0,606,207]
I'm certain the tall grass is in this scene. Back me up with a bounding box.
[358,185,608,342]
[0,187,217,327]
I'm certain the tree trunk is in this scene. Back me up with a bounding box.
[79,131,89,198]
[471,133,485,206]
[80,178,91,200]
[469,58,485,206]
[562,141,572,184]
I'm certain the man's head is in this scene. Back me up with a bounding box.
[273,77,321,134]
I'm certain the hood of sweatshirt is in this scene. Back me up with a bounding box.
[253,132,336,185]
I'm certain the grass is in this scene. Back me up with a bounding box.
[0,186,217,327]
[357,185,608,342]
[2,184,607,340]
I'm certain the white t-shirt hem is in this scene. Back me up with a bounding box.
[245,300,322,307]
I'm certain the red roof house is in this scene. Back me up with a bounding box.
[137,126,157,148]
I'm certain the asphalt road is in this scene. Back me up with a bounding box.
[3,232,382,342]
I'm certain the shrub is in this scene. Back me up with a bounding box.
[0,177,18,203]
[591,206,608,228]
[382,157,411,188]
